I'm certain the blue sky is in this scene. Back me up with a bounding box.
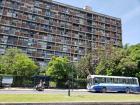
[55,0,140,45]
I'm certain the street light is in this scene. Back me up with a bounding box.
[67,61,75,96]
[68,79,70,96]
[68,70,73,96]
[67,62,73,96]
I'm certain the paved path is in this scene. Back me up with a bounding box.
[0,88,140,95]
[0,88,90,94]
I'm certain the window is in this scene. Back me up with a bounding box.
[12,10,18,18]
[114,78,118,83]
[6,9,13,17]
[22,38,28,46]
[27,14,32,20]
[0,48,5,54]
[0,0,4,4]
[79,48,85,54]
[62,45,67,52]
[47,42,54,49]
[11,1,20,9]
[47,35,53,41]
[87,13,92,19]
[60,21,65,27]
[28,22,36,29]
[46,3,51,9]
[73,55,78,61]
[28,38,35,46]
[94,77,106,83]
[45,10,51,16]
[38,41,47,49]
[55,51,63,57]
[34,0,40,7]
[46,51,54,59]
[7,36,17,44]
[2,26,10,34]
[132,79,137,84]
[106,78,111,83]
[0,35,8,43]
[33,7,42,14]
[118,78,123,84]
[0,7,3,15]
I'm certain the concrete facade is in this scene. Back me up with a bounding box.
[0,0,122,66]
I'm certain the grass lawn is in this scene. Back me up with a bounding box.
[0,94,140,103]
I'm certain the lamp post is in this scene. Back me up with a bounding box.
[67,62,75,96]
[68,70,73,96]
[67,62,73,96]
[71,62,74,91]
[68,79,70,96]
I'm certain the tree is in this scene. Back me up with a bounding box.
[96,44,140,78]
[76,46,111,78]
[0,48,38,76]
[75,53,94,78]
[13,53,38,76]
[96,47,127,75]
[46,56,76,87]
[113,44,140,77]
[0,55,5,74]
[0,48,21,74]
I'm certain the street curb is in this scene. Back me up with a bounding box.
[0,102,140,105]
[0,89,88,92]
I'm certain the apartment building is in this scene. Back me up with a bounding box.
[0,0,122,66]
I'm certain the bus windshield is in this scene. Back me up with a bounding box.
[87,78,93,86]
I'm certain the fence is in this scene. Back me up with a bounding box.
[0,75,87,89]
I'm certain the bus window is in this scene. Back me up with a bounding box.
[129,79,133,84]
[94,77,103,84]
[114,78,118,83]
[126,79,130,84]
[128,79,132,84]
[106,78,111,83]
[94,77,99,84]
[110,78,114,83]
[122,79,126,84]
[97,77,106,83]
[118,78,121,83]
[104,78,106,83]
[132,79,137,85]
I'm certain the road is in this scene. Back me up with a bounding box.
[0,88,140,95]
[0,88,93,94]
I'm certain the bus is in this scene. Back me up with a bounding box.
[87,75,139,93]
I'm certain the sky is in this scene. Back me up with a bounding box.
[55,0,140,45]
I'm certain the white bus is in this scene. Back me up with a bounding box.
[87,75,139,93]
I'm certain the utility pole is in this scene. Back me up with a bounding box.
[68,79,70,96]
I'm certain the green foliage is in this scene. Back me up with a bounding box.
[96,47,127,76]
[96,44,140,78]
[0,48,38,77]
[75,53,94,78]
[13,53,38,76]
[46,56,76,82]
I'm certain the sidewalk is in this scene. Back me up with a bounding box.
[0,87,88,92]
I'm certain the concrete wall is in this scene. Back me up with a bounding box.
[0,102,140,105]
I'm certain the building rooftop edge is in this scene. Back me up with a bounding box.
[51,0,121,21]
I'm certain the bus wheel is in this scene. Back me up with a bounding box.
[125,88,130,94]
[101,87,107,93]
